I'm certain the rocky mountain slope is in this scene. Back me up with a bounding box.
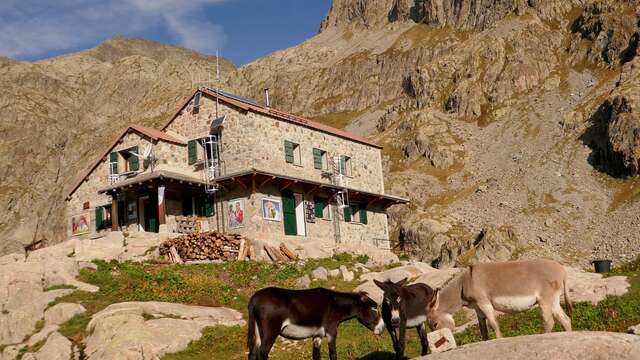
[1,1,640,266]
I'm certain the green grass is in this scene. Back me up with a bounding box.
[50,254,640,360]
[50,254,383,355]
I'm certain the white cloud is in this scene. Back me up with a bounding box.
[0,0,228,60]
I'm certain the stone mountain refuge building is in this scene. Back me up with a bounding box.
[66,88,408,249]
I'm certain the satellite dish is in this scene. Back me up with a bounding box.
[129,144,153,159]
[142,144,153,158]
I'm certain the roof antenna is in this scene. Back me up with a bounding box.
[215,49,220,118]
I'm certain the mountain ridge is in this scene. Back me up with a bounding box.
[1,0,640,266]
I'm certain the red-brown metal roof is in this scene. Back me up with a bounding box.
[161,88,383,149]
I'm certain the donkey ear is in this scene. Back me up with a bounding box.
[373,279,387,290]
[396,277,409,287]
[428,289,440,309]
[358,291,373,303]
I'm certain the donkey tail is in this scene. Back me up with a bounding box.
[563,276,573,318]
[247,300,260,359]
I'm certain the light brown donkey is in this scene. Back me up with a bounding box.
[426,259,572,340]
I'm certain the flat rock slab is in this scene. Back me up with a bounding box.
[84,301,245,360]
[44,302,86,326]
[564,267,630,304]
[414,332,640,360]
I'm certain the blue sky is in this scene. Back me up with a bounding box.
[0,0,332,65]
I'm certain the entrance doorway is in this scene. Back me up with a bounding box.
[143,197,158,232]
[282,191,306,236]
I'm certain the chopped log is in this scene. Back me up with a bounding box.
[169,246,183,264]
[238,238,246,260]
[264,245,287,262]
[279,243,297,260]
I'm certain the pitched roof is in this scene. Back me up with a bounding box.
[129,124,186,145]
[161,88,382,149]
[66,124,186,200]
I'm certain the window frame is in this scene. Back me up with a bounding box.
[313,148,328,170]
[284,140,302,166]
[339,155,353,177]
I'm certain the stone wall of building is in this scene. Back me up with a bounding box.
[211,182,390,250]
[66,131,155,238]
[164,94,386,193]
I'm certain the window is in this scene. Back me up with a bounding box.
[314,197,331,219]
[313,148,328,170]
[344,204,367,224]
[284,140,301,165]
[193,91,201,113]
[339,155,352,176]
[95,205,112,231]
[109,146,139,175]
[188,136,220,167]
[109,152,119,175]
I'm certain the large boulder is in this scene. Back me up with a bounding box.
[21,332,73,360]
[564,266,630,304]
[44,303,86,326]
[84,302,245,360]
[415,332,640,360]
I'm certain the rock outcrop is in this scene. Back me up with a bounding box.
[416,332,640,360]
[84,302,245,360]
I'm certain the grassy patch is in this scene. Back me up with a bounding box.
[49,255,382,352]
[45,284,77,291]
[58,313,92,341]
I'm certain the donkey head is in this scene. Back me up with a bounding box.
[374,278,408,327]
[425,289,455,331]
[354,292,385,335]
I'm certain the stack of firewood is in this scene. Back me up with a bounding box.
[160,231,253,263]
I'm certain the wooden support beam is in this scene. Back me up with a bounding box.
[305,184,321,197]
[279,180,297,192]
[258,175,276,191]
[111,196,119,231]
[232,177,248,190]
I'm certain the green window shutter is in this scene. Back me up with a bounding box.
[109,152,118,174]
[128,146,139,171]
[95,207,104,231]
[284,141,294,163]
[343,206,351,222]
[282,191,297,235]
[188,140,197,165]
[359,206,368,224]
[313,148,323,169]
[205,195,215,217]
[314,197,325,218]
[340,156,346,175]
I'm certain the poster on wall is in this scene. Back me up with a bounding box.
[228,198,245,229]
[305,201,316,223]
[261,198,282,221]
[71,213,90,236]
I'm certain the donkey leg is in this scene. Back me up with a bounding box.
[477,303,502,338]
[538,300,555,333]
[310,337,322,360]
[396,323,406,360]
[551,298,572,332]
[327,328,338,360]
[257,325,279,360]
[474,307,489,341]
[417,323,429,356]
[388,327,400,355]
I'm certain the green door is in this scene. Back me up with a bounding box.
[282,190,297,236]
